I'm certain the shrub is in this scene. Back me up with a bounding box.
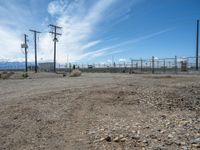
[22,72,28,78]
[2,71,7,74]
[63,73,66,77]
[70,69,82,77]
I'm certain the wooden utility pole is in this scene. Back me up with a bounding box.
[25,35,28,72]
[29,29,41,73]
[196,20,199,71]
[49,24,62,72]
[21,34,28,72]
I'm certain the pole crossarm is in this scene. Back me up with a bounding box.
[49,24,62,29]
[29,29,41,34]
[49,31,62,36]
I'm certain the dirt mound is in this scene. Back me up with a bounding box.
[70,69,82,77]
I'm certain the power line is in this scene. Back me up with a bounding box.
[29,29,41,73]
[49,24,62,72]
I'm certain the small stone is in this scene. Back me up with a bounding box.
[120,138,127,142]
[131,130,136,134]
[174,141,186,146]
[192,144,200,148]
[160,130,165,134]
[132,135,140,140]
[181,146,188,150]
[36,118,41,122]
[88,131,96,134]
[160,115,166,119]
[143,140,148,143]
[144,126,150,129]
[168,134,173,139]
[164,140,173,145]
[105,136,111,142]
[94,138,105,143]
[142,140,149,146]
[152,145,166,150]
[157,138,161,141]
[149,134,157,139]
[113,137,120,142]
[190,137,200,144]
[13,116,18,120]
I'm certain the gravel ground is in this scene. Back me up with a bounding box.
[0,73,200,150]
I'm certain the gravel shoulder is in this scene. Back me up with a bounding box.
[0,73,200,150]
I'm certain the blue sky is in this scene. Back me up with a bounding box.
[0,0,199,64]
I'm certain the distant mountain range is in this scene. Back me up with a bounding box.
[0,62,33,70]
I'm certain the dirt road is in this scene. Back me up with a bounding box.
[0,73,199,150]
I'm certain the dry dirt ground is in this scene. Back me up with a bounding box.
[0,73,200,150]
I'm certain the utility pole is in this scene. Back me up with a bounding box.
[25,34,28,72]
[29,29,41,73]
[49,24,62,72]
[196,20,199,71]
[21,34,28,72]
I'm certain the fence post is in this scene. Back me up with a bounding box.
[69,63,71,73]
[140,59,143,72]
[131,59,133,73]
[175,56,177,74]
[163,59,166,73]
[123,62,125,73]
[152,56,155,74]
[113,62,116,73]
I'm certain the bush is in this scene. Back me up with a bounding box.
[22,72,28,78]
[2,71,7,74]
[63,73,66,77]
[70,69,82,77]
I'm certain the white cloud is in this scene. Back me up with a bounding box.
[154,57,159,60]
[40,0,116,63]
[0,0,162,63]
[0,26,22,60]
[110,28,174,49]
[119,58,126,62]
[48,0,66,16]
[81,40,102,51]
[0,0,45,62]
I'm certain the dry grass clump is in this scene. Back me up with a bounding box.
[0,71,14,79]
[22,72,29,78]
[70,69,82,77]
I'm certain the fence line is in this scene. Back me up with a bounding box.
[1,56,200,74]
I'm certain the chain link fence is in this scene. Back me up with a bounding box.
[1,56,200,74]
